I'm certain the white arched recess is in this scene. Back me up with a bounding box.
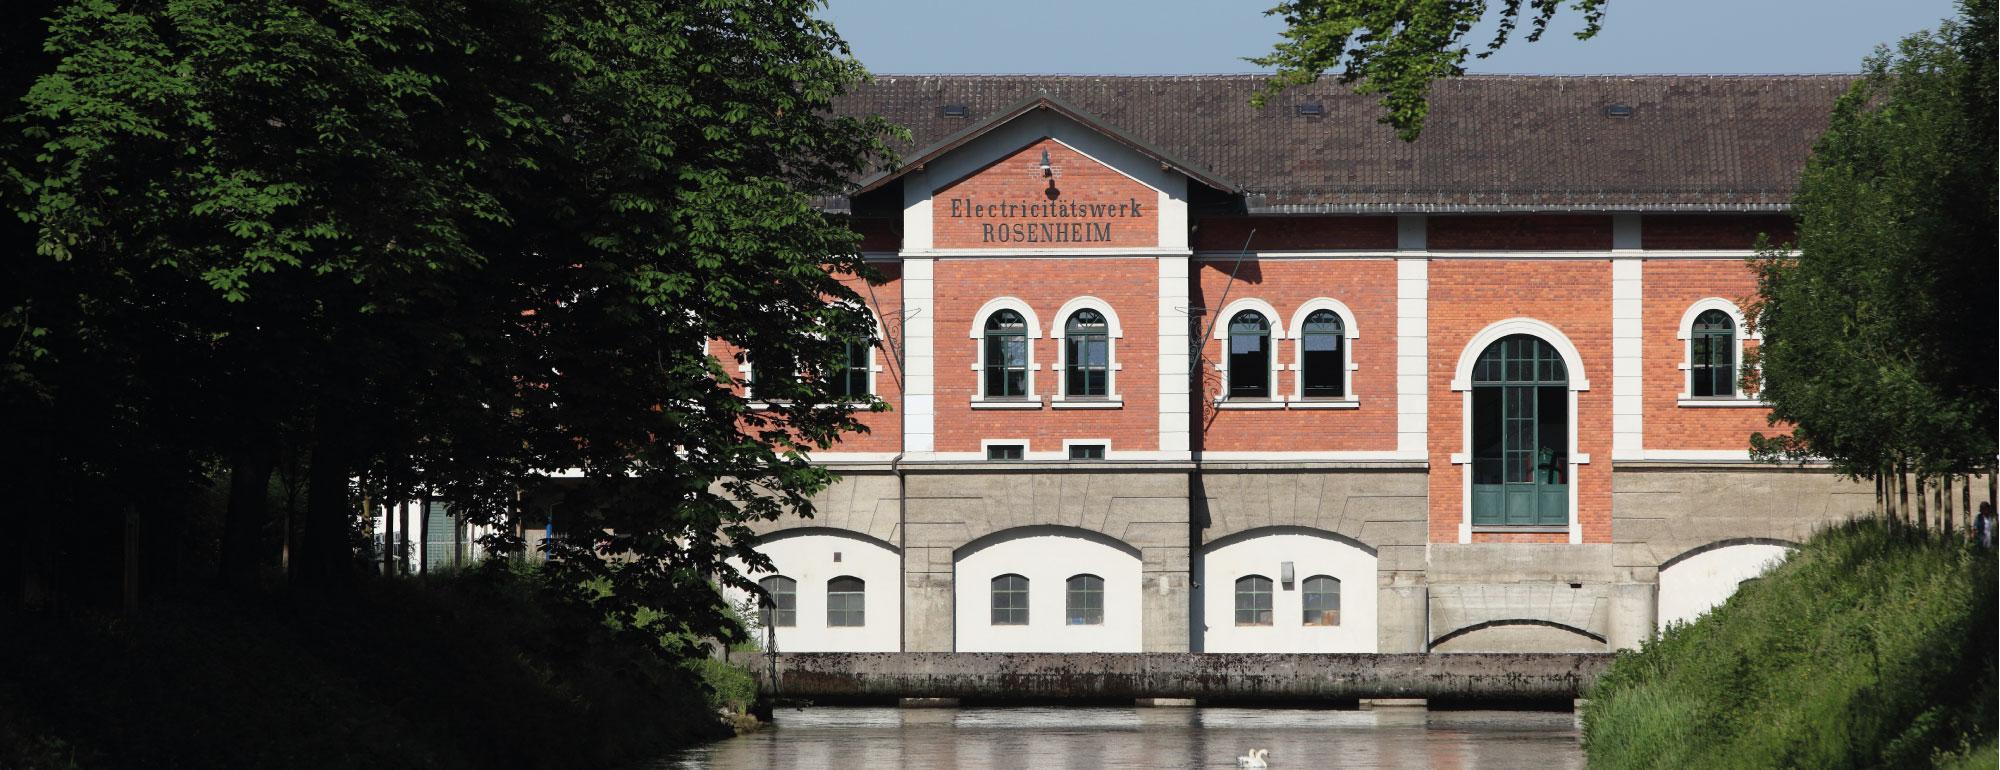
[1049,296,1126,402]
[1448,318,1592,544]
[1675,297,1759,400]
[1211,297,1285,402]
[727,528,900,652]
[967,296,1044,400]
[1657,540,1795,630]
[953,526,1143,652]
[1198,527,1378,653]
[1285,298,1361,402]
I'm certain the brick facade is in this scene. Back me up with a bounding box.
[932,138,1158,250]
[1192,216,1398,252]
[1642,259,1785,450]
[1429,215,1613,251]
[1641,214,1796,250]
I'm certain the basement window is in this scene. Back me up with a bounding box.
[1068,444,1106,460]
[986,444,1025,461]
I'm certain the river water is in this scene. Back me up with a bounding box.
[655,706,1585,770]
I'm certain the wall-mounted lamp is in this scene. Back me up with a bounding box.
[1281,561,1295,588]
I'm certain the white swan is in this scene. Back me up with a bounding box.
[1237,748,1269,767]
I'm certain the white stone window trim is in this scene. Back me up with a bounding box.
[1049,296,1126,406]
[1285,297,1362,405]
[1211,297,1286,405]
[981,438,1030,461]
[1448,318,1592,546]
[735,310,888,409]
[1062,438,1112,460]
[969,296,1044,405]
[1675,297,1760,403]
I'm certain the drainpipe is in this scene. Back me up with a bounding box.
[892,450,906,652]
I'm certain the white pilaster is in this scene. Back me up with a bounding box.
[1611,259,1644,461]
[902,257,936,456]
[1395,254,1429,460]
[901,170,932,251]
[1158,254,1191,456]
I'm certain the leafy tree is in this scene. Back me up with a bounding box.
[9,0,896,647]
[1747,0,1997,489]
[1251,0,1608,139]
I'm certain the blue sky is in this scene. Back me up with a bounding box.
[821,0,1962,75]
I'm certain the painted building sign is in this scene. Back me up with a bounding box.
[932,138,1158,250]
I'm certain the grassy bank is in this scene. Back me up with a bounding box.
[0,564,740,769]
[1584,520,1997,769]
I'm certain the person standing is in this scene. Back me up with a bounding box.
[1976,502,1996,549]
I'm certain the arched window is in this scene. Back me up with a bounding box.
[833,341,871,398]
[1301,575,1340,626]
[1300,309,1346,399]
[1065,574,1104,625]
[758,575,797,628]
[1234,575,1274,626]
[1227,311,1271,398]
[826,576,865,627]
[1690,310,1735,398]
[990,574,1029,625]
[984,310,1030,398]
[1470,334,1569,527]
[1063,309,1110,398]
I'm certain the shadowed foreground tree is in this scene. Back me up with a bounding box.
[1747,0,1997,514]
[1251,0,1608,139]
[8,0,895,648]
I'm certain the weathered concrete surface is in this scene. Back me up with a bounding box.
[756,652,1611,702]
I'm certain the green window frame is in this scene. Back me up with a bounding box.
[1301,575,1341,626]
[833,341,871,398]
[1227,311,1271,398]
[1469,334,1570,527]
[1064,309,1110,398]
[1233,575,1273,626]
[1690,310,1736,398]
[990,574,1029,625]
[983,309,1029,398]
[1300,309,1346,399]
[1065,574,1103,625]
[826,576,865,627]
[758,575,797,628]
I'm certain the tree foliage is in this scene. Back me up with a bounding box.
[1251,0,1608,139]
[1747,0,1998,481]
[5,0,897,650]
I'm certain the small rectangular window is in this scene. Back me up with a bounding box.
[1068,444,1105,460]
[986,444,1024,461]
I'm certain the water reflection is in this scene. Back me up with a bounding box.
[657,706,1583,770]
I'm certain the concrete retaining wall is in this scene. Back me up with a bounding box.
[756,652,1611,702]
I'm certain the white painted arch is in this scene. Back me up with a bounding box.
[1049,296,1126,401]
[1285,298,1361,402]
[1197,527,1378,653]
[953,526,1143,652]
[1675,297,1758,401]
[728,528,901,653]
[1448,318,1592,544]
[1450,317,1590,392]
[969,296,1044,400]
[1657,539,1795,630]
[1212,297,1286,401]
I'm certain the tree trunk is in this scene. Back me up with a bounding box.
[1875,474,1886,518]
[1898,465,1911,526]
[1964,474,1974,537]
[296,412,357,591]
[1942,475,1955,535]
[219,448,277,592]
[1916,474,1929,532]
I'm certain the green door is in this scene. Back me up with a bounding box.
[1470,335,1569,526]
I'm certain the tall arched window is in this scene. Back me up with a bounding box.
[1690,310,1736,398]
[758,575,797,628]
[1300,309,1346,399]
[1301,575,1340,626]
[1228,311,1271,398]
[984,310,1029,398]
[1065,574,1104,625]
[1064,309,1110,398]
[990,574,1029,625]
[1234,575,1274,626]
[827,576,865,627]
[1470,334,1569,527]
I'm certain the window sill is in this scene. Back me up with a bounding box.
[1470,526,1571,534]
[1286,398,1360,409]
[1215,399,1287,410]
[970,399,1043,410]
[1676,398,1768,408]
[1051,398,1123,409]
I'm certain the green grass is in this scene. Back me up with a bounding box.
[0,563,738,770]
[1584,519,1997,769]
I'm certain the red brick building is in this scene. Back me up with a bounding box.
[714,75,1966,656]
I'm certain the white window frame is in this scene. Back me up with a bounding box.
[969,297,1043,407]
[1675,298,1762,405]
[981,438,1030,461]
[1213,297,1286,405]
[1286,298,1361,408]
[1447,318,1592,545]
[1062,438,1112,461]
[1050,296,1124,407]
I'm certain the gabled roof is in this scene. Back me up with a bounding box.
[848,92,1238,196]
[833,74,1856,213]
